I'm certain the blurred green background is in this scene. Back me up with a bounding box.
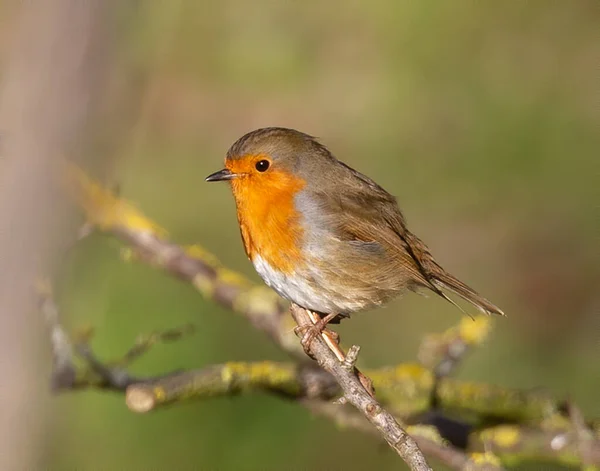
[5,1,597,469]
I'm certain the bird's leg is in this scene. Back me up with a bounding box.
[294,311,376,398]
[297,311,345,361]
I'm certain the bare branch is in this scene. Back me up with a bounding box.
[38,281,77,390]
[473,425,600,468]
[59,167,600,470]
[41,305,598,469]
[290,304,432,471]
[118,324,195,366]
[419,315,492,379]
[125,362,336,413]
[66,163,301,353]
[36,280,498,471]
[75,343,136,390]
[305,401,505,471]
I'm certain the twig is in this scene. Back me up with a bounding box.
[118,324,195,366]
[436,377,556,423]
[124,361,337,413]
[305,401,505,471]
[68,163,298,350]
[38,281,77,390]
[418,315,492,379]
[75,343,137,390]
[39,279,196,393]
[65,164,300,357]
[342,345,361,371]
[290,303,432,471]
[474,425,600,469]
[40,306,599,469]
[61,167,600,469]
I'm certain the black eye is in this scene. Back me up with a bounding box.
[255,160,270,172]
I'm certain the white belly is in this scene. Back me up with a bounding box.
[252,255,367,314]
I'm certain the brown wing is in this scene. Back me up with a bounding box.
[310,161,437,292]
[313,161,504,315]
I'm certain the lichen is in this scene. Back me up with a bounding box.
[458,315,491,345]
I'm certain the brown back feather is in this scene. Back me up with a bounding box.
[314,159,504,316]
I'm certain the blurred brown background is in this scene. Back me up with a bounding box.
[1,1,597,470]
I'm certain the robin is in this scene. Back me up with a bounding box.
[206,127,503,350]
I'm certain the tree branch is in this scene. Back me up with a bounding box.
[304,401,504,471]
[38,280,78,391]
[290,304,432,470]
[125,361,337,413]
[42,291,599,469]
[57,165,600,470]
[418,315,492,379]
[65,164,299,353]
[472,424,600,469]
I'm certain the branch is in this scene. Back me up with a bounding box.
[40,272,502,471]
[38,280,77,391]
[305,401,504,471]
[65,165,299,354]
[290,304,432,471]
[43,301,599,469]
[125,362,336,412]
[419,315,492,379]
[60,166,600,470]
[40,270,559,429]
[472,425,600,469]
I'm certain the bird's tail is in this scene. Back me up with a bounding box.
[431,267,504,316]
[402,230,504,316]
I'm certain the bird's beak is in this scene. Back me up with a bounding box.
[205,168,237,182]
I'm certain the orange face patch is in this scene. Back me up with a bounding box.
[226,154,306,274]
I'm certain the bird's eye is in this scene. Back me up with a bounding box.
[255,160,270,172]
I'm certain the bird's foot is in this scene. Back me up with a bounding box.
[294,312,340,359]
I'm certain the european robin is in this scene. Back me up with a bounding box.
[206,128,503,349]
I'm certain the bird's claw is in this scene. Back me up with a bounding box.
[294,318,339,359]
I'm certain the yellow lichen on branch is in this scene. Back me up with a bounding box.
[125,361,314,412]
[65,163,290,341]
[56,164,600,470]
[368,364,434,416]
[418,314,493,375]
[458,315,492,345]
[65,163,165,235]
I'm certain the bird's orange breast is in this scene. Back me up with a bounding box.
[228,163,306,275]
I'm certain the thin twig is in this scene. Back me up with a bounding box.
[418,316,492,379]
[40,305,599,469]
[61,168,600,470]
[118,324,195,366]
[290,303,432,471]
[38,281,77,390]
[474,425,600,468]
[76,343,137,389]
[304,400,505,471]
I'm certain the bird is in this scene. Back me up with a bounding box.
[206,127,503,350]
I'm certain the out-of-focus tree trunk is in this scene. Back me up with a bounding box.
[0,1,115,469]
